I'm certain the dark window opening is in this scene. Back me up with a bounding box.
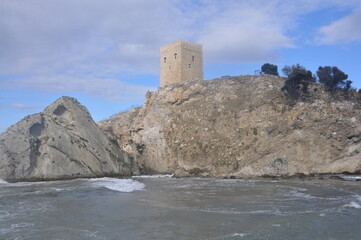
[164,57,167,63]
[192,56,195,62]
[174,53,177,59]
[188,64,191,68]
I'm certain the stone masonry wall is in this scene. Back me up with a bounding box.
[160,40,203,87]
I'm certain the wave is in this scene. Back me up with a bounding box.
[342,194,361,209]
[283,186,342,201]
[0,179,8,184]
[89,178,145,192]
[284,189,317,199]
[343,202,361,209]
[343,194,361,209]
[132,174,174,179]
[0,180,58,188]
[200,207,283,215]
[231,233,247,237]
[212,232,247,239]
[340,175,361,181]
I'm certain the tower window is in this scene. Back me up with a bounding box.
[164,57,167,63]
[188,64,191,68]
[192,56,195,62]
[174,53,177,59]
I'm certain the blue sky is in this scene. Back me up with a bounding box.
[1,0,361,133]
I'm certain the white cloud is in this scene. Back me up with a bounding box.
[1,74,156,103]
[0,100,44,112]
[0,0,184,76]
[317,7,361,45]
[9,103,44,110]
[197,1,295,63]
[0,0,299,76]
[1,0,360,102]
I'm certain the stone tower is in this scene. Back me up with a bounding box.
[160,40,203,87]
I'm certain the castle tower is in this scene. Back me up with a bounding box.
[160,40,203,87]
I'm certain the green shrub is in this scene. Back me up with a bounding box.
[253,127,258,135]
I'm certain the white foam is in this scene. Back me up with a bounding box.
[230,233,247,237]
[11,222,34,228]
[286,189,316,199]
[90,178,145,192]
[343,202,361,209]
[341,175,361,180]
[0,179,8,184]
[133,174,174,179]
[343,195,361,209]
[200,208,280,215]
[1,181,49,187]
[213,232,247,240]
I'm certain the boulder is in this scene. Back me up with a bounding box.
[0,97,136,182]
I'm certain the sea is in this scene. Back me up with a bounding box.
[0,175,360,240]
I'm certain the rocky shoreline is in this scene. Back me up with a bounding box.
[99,75,361,178]
[1,75,361,182]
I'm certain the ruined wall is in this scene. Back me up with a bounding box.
[160,40,203,87]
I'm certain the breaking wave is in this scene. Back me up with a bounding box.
[89,178,145,192]
[343,202,361,209]
[212,232,248,239]
[0,179,8,184]
[133,174,174,179]
[343,195,361,209]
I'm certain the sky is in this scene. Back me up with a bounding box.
[1,0,361,133]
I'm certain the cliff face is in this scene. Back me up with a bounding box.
[99,75,361,177]
[0,97,136,182]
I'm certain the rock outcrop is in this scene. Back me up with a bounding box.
[0,97,136,182]
[99,75,361,177]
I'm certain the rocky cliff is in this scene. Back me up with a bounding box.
[99,75,361,177]
[0,97,136,182]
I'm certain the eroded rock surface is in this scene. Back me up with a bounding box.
[0,97,136,182]
[99,75,361,177]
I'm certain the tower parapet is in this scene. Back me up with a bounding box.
[160,40,204,87]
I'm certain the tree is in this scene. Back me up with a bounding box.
[345,80,353,90]
[281,64,315,101]
[316,66,349,92]
[261,63,279,76]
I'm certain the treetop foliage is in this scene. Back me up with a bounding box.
[258,63,354,103]
[261,63,279,76]
[281,64,315,101]
[316,66,349,92]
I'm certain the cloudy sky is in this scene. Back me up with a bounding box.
[1,0,361,132]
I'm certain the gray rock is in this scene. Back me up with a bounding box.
[0,96,136,182]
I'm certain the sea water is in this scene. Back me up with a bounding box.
[0,176,360,240]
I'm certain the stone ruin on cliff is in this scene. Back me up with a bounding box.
[160,40,204,87]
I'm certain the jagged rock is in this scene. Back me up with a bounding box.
[99,75,361,177]
[0,97,136,182]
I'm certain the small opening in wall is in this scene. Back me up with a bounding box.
[174,53,177,59]
[188,64,191,68]
[169,66,171,69]
[164,57,167,63]
[192,56,195,62]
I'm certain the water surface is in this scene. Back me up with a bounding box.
[0,176,360,240]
